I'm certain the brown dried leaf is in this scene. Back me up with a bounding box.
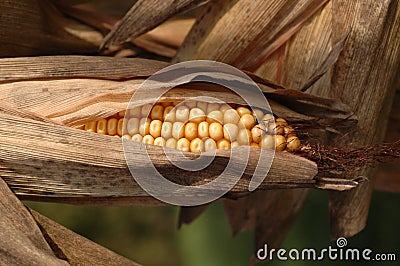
[0,0,98,57]
[101,0,207,49]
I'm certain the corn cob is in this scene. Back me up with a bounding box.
[83,101,301,153]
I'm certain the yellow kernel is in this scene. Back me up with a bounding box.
[263,113,274,123]
[131,134,143,142]
[251,125,263,143]
[150,104,164,120]
[141,104,152,117]
[149,120,162,138]
[268,123,285,135]
[107,118,118,136]
[284,126,295,136]
[223,109,240,124]
[165,138,177,149]
[143,134,155,145]
[204,138,217,152]
[207,110,223,124]
[197,102,208,112]
[238,113,256,129]
[139,118,151,136]
[121,134,131,140]
[128,107,141,117]
[250,142,260,147]
[209,122,223,141]
[177,138,190,152]
[163,106,175,122]
[154,137,166,146]
[118,110,126,118]
[276,117,288,126]
[176,105,189,122]
[275,135,287,151]
[223,123,238,142]
[253,109,264,122]
[161,122,173,139]
[231,141,239,148]
[189,108,206,123]
[117,118,127,136]
[206,103,220,114]
[185,122,198,141]
[127,118,139,135]
[198,121,209,138]
[286,136,301,151]
[237,129,252,145]
[172,122,185,139]
[236,106,252,116]
[217,139,231,150]
[84,121,97,132]
[261,135,274,149]
[96,119,107,134]
[220,105,231,113]
[190,138,204,153]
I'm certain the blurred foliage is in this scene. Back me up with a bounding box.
[26,189,400,266]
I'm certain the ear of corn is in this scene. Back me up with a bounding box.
[83,101,301,153]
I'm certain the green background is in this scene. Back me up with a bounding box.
[26,189,400,265]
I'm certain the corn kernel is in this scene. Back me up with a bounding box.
[231,141,239,148]
[217,139,231,150]
[223,123,238,142]
[154,137,166,146]
[250,142,260,147]
[286,136,300,151]
[176,105,189,123]
[139,118,151,136]
[107,118,118,136]
[253,109,264,122]
[128,107,141,118]
[141,104,152,117]
[131,134,143,142]
[117,118,126,136]
[261,135,274,149]
[172,122,185,139]
[143,134,154,144]
[177,138,190,152]
[185,101,197,109]
[224,109,240,124]
[189,108,206,123]
[161,122,173,139]
[251,125,262,143]
[150,104,164,120]
[263,113,274,123]
[165,138,177,149]
[127,118,140,135]
[238,113,256,129]
[207,110,223,124]
[185,122,198,141]
[198,121,209,138]
[236,106,252,116]
[275,135,286,151]
[149,120,162,138]
[85,121,97,132]
[190,138,204,152]
[204,138,217,152]
[237,128,252,145]
[97,119,107,134]
[122,134,131,140]
[118,110,126,118]
[163,106,175,122]
[209,122,223,141]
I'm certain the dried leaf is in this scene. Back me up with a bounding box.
[32,210,141,265]
[0,178,68,265]
[300,31,350,92]
[174,0,329,71]
[0,0,97,57]
[101,0,207,49]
